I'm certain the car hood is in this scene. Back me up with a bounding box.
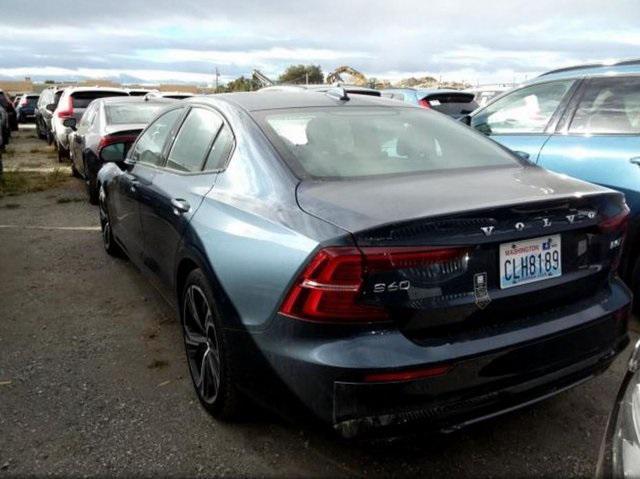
[296,165,614,233]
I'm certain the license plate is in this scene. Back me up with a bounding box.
[499,235,562,289]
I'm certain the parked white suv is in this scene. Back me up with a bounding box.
[52,87,129,161]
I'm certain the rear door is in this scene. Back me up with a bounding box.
[470,79,577,160]
[71,102,98,173]
[140,106,234,294]
[110,107,184,265]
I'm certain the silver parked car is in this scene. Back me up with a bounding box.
[51,87,129,162]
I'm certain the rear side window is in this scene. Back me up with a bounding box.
[71,91,128,108]
[130,108,183,166]
[52,90,63,108]
[203,125,234,171]
[569,76,640,134]
[471,80,573,134]
[166,108,223,172]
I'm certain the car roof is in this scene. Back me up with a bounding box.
[531,59,640,83]
[96,96,173,104]
[62,86,129,95]
[384,87,467,95]
[191,90,407,112]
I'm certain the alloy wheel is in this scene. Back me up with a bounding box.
[183,284,221,405]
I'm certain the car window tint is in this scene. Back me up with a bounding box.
[105,103,165,125]
[71,91,128,109]
[569,76,640,134]
[131,108,183,166]
[80,104,96,127]
[166,108,223,172]
[471,80,573,134]
[203,125,234,171]
[260,107,519,179]
[53,90,63,107]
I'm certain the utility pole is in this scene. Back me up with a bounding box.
[214,67,219,92]
[305,72,309,86]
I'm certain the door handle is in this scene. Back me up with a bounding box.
[171,198,191,215]
[630,157,640,166]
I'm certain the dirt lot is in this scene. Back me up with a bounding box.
[0,125,638,477]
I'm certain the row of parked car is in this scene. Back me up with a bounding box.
[21,60,640,475]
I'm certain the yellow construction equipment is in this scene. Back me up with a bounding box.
[326,66,367,86]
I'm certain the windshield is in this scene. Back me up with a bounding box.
[259,107,519,178]
[105,103,165,125]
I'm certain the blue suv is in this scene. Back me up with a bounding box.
[469,60,640,308]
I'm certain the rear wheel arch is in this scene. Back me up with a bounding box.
[174,243,244,330]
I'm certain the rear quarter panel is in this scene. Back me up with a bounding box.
[177,101,349,329]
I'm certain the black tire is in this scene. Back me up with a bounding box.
[86,173,98,204]
[36,119,46,140]
[57,142,68,163]
[71,161,81,178]
[181,269,241,419]
[47,131,54,146]
[632,256,640,314]
[98,186,123,257]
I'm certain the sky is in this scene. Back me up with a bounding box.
[1,0,639,86]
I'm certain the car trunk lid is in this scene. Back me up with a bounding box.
[296,166,627,331]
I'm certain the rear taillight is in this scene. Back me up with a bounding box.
[599,204,630,234]
[57,97,73,118]
[599,204,630,272]
[98,135,138,151]
[279,246,467,323]
[418,98,431,108]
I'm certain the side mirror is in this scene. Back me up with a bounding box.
[460,114,471,126]
[63,117,76,130]
[514,150,532,162]
[100,142,127,163]
[46,103,56,112]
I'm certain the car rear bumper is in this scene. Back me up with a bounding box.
[253,278,631,437]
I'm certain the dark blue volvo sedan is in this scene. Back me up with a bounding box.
[97,90,631,437]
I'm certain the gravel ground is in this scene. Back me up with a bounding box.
[0,126,638,478]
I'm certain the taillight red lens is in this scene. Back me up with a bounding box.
[98,135,139,151]
[599,204,630,233]
[279,247,385,323]
[57,97,73,118]
[418,98,431,108]
[279,246,467,324]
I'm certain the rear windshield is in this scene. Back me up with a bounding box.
[423,93,478,117]
[105,103,165,125]
[258,107,518,179]
[127,91,149,97]
[71,91,128,108]
[25,96,38,106]
[163,94,192,99]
